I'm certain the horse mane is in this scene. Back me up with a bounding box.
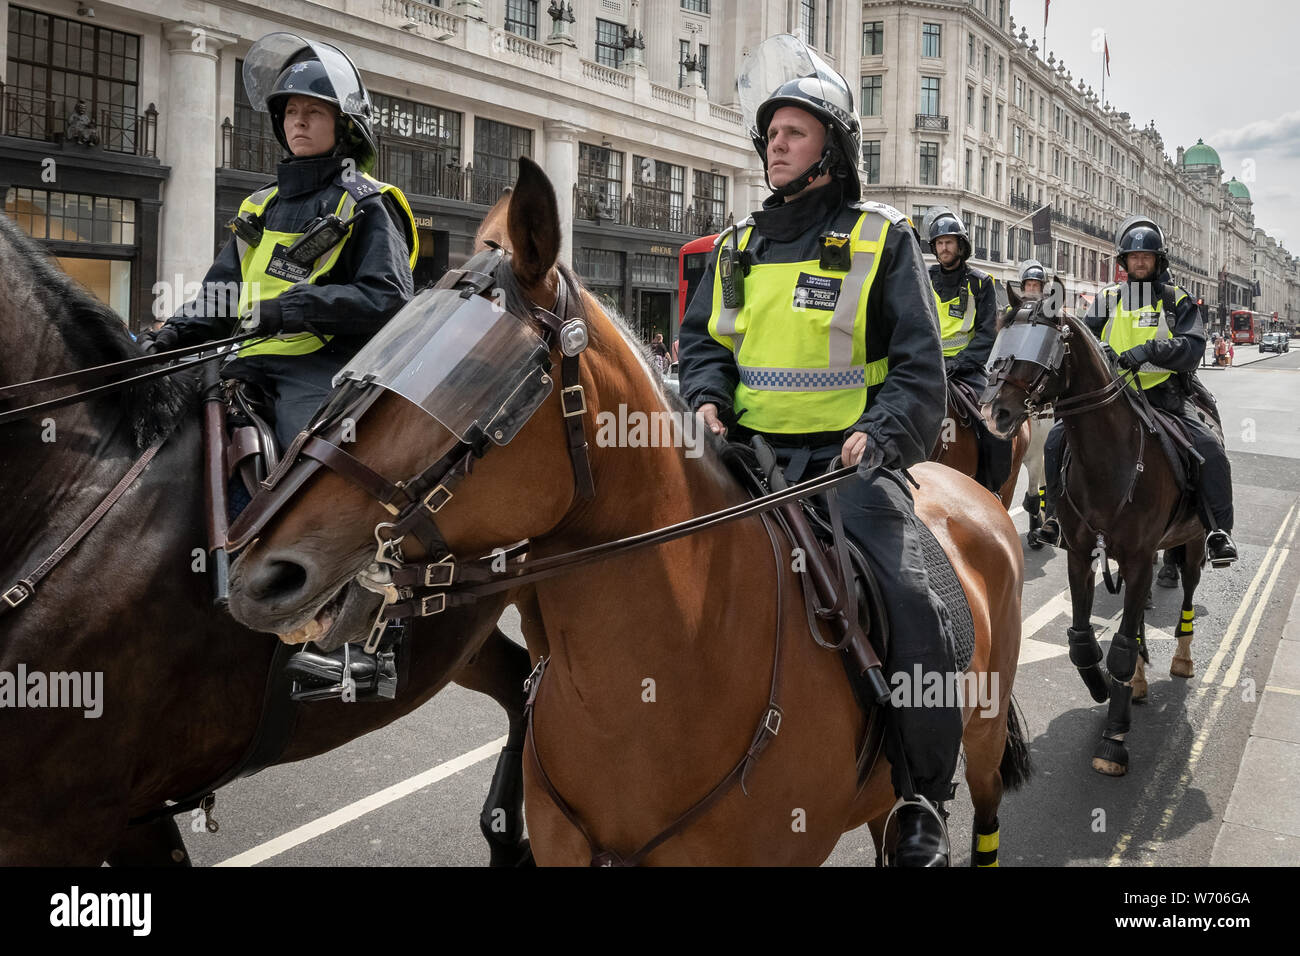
[0,213,194,448]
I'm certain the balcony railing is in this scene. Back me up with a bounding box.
[915,113,949,131]
[573,183,726,237]
[1009,193,1038,213]
[1,84,156,156]
[221,119,281,175]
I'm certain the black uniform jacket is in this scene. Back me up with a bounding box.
[678,183,945,471]
[164,154,415,365]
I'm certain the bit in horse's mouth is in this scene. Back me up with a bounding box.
[277,587,347,645]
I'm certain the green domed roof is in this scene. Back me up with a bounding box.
[1182,139,1221,167]
[1227,177,1251,200]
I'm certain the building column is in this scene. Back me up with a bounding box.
[543,120,582,267]
[158,23,235,297]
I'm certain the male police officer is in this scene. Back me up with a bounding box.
[680,36,959,866]
[1038,217,1237,565]
[925,209,1013,493]
[146,33,419,691]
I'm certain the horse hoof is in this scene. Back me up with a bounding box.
[1092,736,1129,776]
[1170,657,1195,679]
[1027,531,1044,551]
[1132,680,1148,703]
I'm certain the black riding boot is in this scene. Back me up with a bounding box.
[285,629,401,702]
[888,798,951,867]
[1036,422,1067,547]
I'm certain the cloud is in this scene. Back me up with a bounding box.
[1207,110,1300,152]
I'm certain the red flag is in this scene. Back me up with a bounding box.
[1105,36,1111,76]
[1045,0,1050,28]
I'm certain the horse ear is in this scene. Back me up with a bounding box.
[506,156,560,286]
[1007,282,1023,311]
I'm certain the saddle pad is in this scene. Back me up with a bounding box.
[916,519,975,673]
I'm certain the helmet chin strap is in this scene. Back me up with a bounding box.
[767,147,833,199]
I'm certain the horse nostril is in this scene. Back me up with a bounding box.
[248,559,310,602]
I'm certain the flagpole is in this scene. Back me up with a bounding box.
[1101,35,1107,106]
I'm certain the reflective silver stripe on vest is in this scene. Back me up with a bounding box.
[737,364,867,391]
[828,211,888,368]
[714,217,754,352]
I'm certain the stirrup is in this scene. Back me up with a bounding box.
[1205,530,1237,569]
[1036,516,1062,548]
[881,795,951,868]
[288,640,400,703]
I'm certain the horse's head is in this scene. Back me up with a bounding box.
[225,157,630,643]
[980,285,1079,438]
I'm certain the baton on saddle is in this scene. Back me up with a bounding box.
[200,356,231,607]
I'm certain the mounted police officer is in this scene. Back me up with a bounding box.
[679,35,959,866]
[924,208,1013,494]
[1010,260,1053,531]
[1038,217,1237,565]
[145,33,419,691]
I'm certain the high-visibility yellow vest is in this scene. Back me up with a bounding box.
[706,204,897,434]
[234,172,418,359]
[1098,283,1187,390]
[932,272,977,357]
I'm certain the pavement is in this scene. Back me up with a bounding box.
[1210,578,1300,865]
[1199,342,1294,371]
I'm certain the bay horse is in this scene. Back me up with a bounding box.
[932,379,1030,511]
[0,212,531,865]
[982,296,1206,776]
[224,157,1031,866]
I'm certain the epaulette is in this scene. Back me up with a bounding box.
[851,200,911,228]
[334,171,385,203]
[711,215,755,249]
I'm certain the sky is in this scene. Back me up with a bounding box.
[1009,0,1300,249]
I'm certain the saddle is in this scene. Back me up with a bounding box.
[223,379,282,500]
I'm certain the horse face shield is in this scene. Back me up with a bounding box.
[335,286,554,449]
[980,318,1065,407]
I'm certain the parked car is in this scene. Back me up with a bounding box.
[1260,331,1291,353]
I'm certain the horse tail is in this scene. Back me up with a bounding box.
[999,695,1033,792]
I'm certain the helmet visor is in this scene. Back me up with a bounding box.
[334,288,553,447]
[243,33,368,118]
[738,34,848,137]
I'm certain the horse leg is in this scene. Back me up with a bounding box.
[105,817,191,867]
[1066,549,1109,702]
[452,625,534,867]
[1092,560,1152,777]
[1172,537,1204,678]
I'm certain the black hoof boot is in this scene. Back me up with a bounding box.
[1156,560,1180,588]
[1091,734,1129,776]
[883,798,951,867]
[1206,530,1238,568]
[1036,516,1062,548]
[1068,627,1110,703]
[1027,512,1044,550]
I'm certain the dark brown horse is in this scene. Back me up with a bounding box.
[224,158,1031,865]
[0,212,531,865]
[982,296,1205,776]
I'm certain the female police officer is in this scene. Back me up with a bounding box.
[146,33,418,692]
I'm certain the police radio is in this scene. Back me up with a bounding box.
[285,208,367,266]
[719,227,749,309]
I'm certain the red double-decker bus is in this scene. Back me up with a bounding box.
[678,233,719,321]
[1230,310,1276,345]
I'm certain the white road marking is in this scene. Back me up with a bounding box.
[1202,504,1298,686]
[214,735,508,867]
[1222,519,1297,688]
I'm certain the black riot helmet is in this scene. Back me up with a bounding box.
[922,206,972,261]
[1115,215,1168,276]
[738,35,862,200]
[1018,259,1047,292]
[243,33,377,173]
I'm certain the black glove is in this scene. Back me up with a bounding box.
[248,299,284,338]
[1118,345,1151,371]
[142,324,180,354]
